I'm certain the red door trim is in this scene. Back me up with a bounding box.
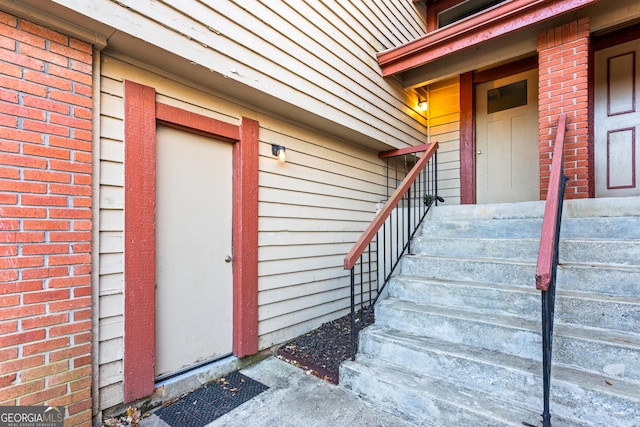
[123,81,259,403]
[123,81,157,403]
[459,71,475,204]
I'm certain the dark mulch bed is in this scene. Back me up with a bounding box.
[276,309,374,384]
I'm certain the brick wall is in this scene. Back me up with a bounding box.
[0,12,93,427]
[537,18,590,199]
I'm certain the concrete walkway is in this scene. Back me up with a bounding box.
[141,356,415,427]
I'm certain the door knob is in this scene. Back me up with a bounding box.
[476,150,482,155]
[225,255,232,263]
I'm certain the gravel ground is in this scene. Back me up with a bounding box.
[276,309,374,384]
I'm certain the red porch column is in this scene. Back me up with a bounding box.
[537,18,591,199]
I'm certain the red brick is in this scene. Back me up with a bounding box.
[50,112,91,130]
[73,152,92,163]
[20,43,68,67]
[23,119,71,137]
[23,220,70,230]
[47,385,89,407]
[0,172,20,188]
[49,136,91,151]
[0,329,45,347]
[0,62,21,78]
[48,63,91,86]
[0,379,45,402]
[49,276,90,289]
[0,114,18,127]
[0,354,44,375]
[68,38,91,54]
[48,296,90,312]
[49,183,90,196]
[72,243,91,253]
[0,373,17,388]
[0,206,46,218]
[22,313,69,330]
[0,346,18,362]
[72,285,91,297]
[20,385,68,406]
[48,253,90,266]
[0,11,17,26]
[49,231,90,242]
[22,336,69,356]
[73,107,91,120]
[73,331,91,344]
[0,269,18,283]
[22,360,69,382]
[0,152,48,168]
[23,169,71,183]
[0,279,43,294]
[1,47,46,73]
[73,129,92,142]
[0,231,45,243]
[0,244,17,255]
[0,256,43,269]
[73,265,91,275]
[0,304,46,320]
[49,89,91,108]
[0,140,20,154]
[73,196,91,207]
[48,365,90,387]
[50,159,92,174]
[73,220,91,231]
[21,194,69,206]
[49,208,91,219]
[23,289,70,304]
[64,407,91,427]
[0,320,17,334]
[0,192,18,204]
[73,84,92,98]
[0,294,19,306]
[0,127,44,144]
[23,243,70,255]
[22,266,69,280]
[0,74,46,96]
[67,397,92,416]
[23,94,70,114]
[73,354,91,368]
[23,68,72,91]
[49,342,90,360]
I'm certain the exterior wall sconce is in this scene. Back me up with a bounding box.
[271,144,286,162]
[417,98,428,112]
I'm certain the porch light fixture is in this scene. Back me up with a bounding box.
[417,97,428,112]
[271,144,286,162]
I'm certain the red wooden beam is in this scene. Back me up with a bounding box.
[378,0,599,76]
[379,143,433,159]
[344,142,439,270]
[536,114,567,291]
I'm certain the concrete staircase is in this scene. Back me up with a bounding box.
[340,197,640,426]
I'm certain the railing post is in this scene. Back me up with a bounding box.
[407,186,412,255]
[350,268,356,360]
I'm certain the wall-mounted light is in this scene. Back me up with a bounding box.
[417,97,428,112]
[271,144,286,162]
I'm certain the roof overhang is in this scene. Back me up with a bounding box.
[378,0,601,80]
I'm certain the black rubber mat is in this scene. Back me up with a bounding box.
[155,371,268,427]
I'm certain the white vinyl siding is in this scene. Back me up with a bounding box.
[96,55,388,410]
[52,0,428,150]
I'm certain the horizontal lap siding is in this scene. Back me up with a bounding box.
[54,0,428,148]
[257,125,386,348]
[97,55,387,409]
[429,78,461,204]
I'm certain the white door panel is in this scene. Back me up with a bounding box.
[155,125,233,379]
[595,39,640,197]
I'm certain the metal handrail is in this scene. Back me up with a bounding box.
[535,113,568,427]
[344,142,440,359]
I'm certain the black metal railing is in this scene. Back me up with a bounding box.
[344,142,440,359]
[535,114,568,427]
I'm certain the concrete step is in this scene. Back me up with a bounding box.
[388,276,640,333]
[375,298,640,382]
[357,325,640,424]
[420,216,640,240]
[400,255,640,297]
[412,236,640,266]
[340,356,582,427]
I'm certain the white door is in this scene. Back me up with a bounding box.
[595,39,640,197]
[476,69,539,203]
[155,125,233,379]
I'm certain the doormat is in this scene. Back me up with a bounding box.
[155,371,268,427]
